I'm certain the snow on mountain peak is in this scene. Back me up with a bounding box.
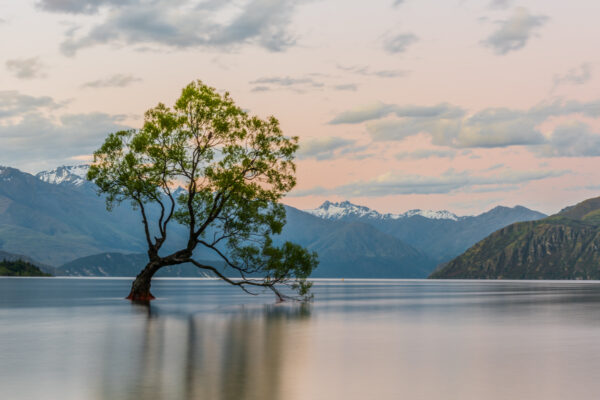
[396,209,459,221]
[304,200,460,221]
[305,201,381,220]
[36,165,90,186]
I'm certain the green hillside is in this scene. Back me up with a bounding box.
[431,197,600,280]
[0,259,52,277]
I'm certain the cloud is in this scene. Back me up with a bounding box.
[332,84,357,91]
[251,76,322,87]
[395,149,456,160]
[0,111,130,170]
[393,0,405,5]
[329,103,397,124]
[329,98,600,154]
[5,57,46,79]
[337,64,409,79]
[249,76,324,92]
[0,91,62,119]
[251,85,271,92]
[297,136,358,160]
[36,0,132,14]
[483,7,548,55]
[59,0,308,55]
[553,63,592,87]
[383,33,418,54]
[82,73,142,88]
[484,163,505,171]
[489,0,512,9]
[329,102,464,124]
[290,168,568,197]
[538,122,600,157]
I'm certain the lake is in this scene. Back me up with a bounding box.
[2,278,600,400]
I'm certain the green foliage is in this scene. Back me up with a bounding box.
[88,80,318,300]
[0,259,51,277]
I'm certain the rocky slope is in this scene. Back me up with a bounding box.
[431,197,600,279]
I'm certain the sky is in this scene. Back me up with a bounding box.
[1,0,599,215]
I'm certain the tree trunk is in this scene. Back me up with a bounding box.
[126,261,162,301]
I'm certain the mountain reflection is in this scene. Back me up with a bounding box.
[96,303,311,400]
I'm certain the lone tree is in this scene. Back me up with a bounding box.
[88,80,318,301]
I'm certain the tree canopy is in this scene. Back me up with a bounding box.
[88,80,318,301]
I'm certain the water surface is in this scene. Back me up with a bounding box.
[2,278,600,400]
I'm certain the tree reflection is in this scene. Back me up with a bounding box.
[97,302,311,400]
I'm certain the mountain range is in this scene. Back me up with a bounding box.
[0,165,547,278]
[431,196,600,280]
[304,200,546,264]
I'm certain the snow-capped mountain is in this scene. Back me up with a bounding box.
[36,165,90,187]
[0,164,548,274]
[305,200,460,221]
[305,201,381,220]
[398,209,460,221]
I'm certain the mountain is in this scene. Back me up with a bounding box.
[58,212,436,278]
[0,165,432,278]
[0,259,51,277]
[305,201,546,263]
[0,250,56,275]
[0,166,151,265]
[56,252,222,277]
[430,197,600,279]
[36,165,91,187]
[305,222,434,278]
[0,164,547,278]
[305,200,459,221]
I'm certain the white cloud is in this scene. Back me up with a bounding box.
[329,102,465,125]
[489,0,512,10]
[329,103,397,124]
[329,99,600,154]
[0,111,130,171]
[37,0,132,14]
[290,168,568,197]
[297,136,357,160]
[59,0,309,56]
[483,7,548,55]
[82,73,142,88]
[332,84,357,91]
[249,76,324,92]
[539,122,600,157]
[383,33,418,54]
[0,91,62,119]
[553,63,592,87]
[337,64,409,79]
[6,57,46,79]
[395,149,456,160]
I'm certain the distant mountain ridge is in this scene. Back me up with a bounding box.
[431,196,600,280]
[304,200,546,264]
[305,200,460,221]
[0,164,548,278]
[56,252,220,277]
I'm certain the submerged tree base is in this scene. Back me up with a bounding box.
[126,269,156,301]
[126,291,156,301]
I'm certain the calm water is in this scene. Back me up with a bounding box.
[2,278,600,400]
